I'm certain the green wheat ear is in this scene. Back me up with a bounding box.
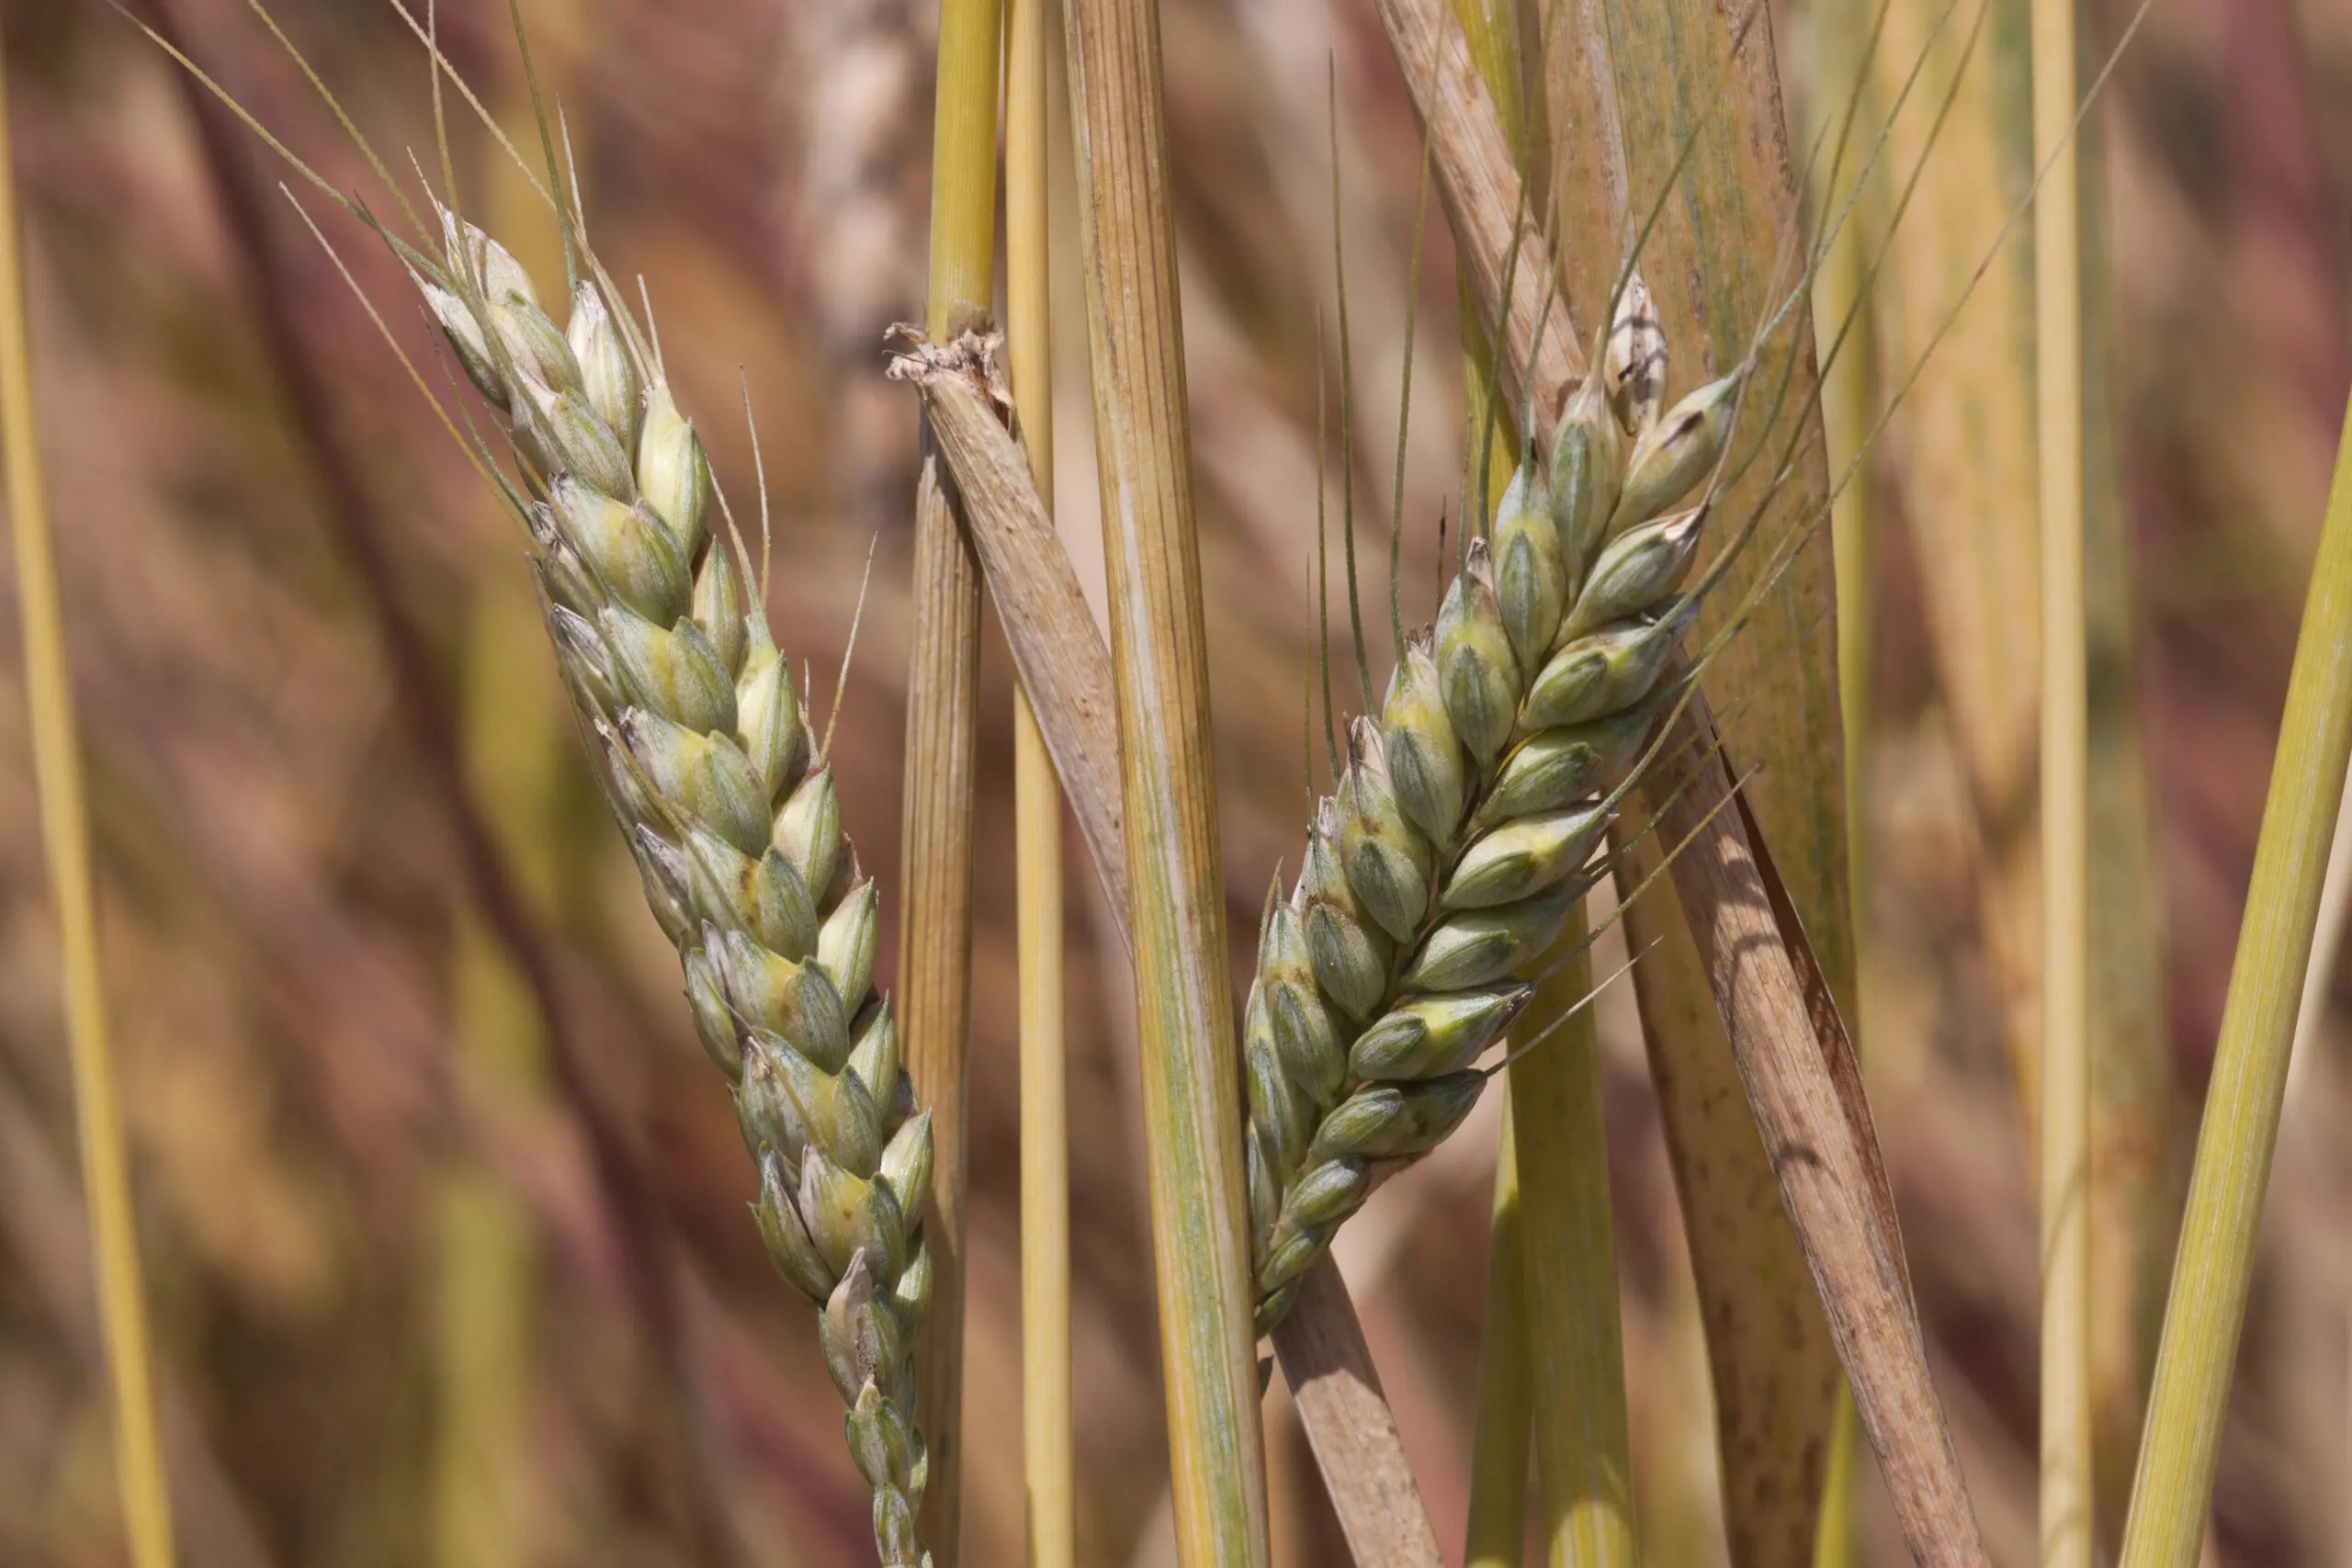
[425,197,940,1568]
[1245,272,1742,1334]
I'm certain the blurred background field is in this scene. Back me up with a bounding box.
[0,0,2347,1563]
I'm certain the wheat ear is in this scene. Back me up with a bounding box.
[403,205,934,1568]
[1246,274,1738,1333]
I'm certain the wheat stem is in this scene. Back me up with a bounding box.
[1632,693,1987,1568]
[930,0,1006,337]
[907,2,1006,1554]
[1514,910,1636,1568]
[1451,6,1534,1548]
[1377,0,1586,423]
[1059,0,1271,1560]
[1811,5,1881,1559]
[1451,0,1526,516]
[2032,0,2095,1562]
[1464,1094,1530,1568]
[0,36,178,1568]
[1450,7,1637,1561]
[1544,3,1856,1561]
[1005,0,1073,1560]
[1272,1258,1446,1568]
[2117,390,2352,1568]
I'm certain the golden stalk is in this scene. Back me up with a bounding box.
[1006,0,1074,1560]
[2033,0,2095,1563]
[907,0,1006,1553]
[0,36,178,1568]
[1057,0,1270,1560]
[1864,0,2174,1529]
[2116,393,2352,1568]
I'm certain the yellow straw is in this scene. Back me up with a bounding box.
[0,36,178,1568]
[1006,0,1072,1561]
[2031,0,2094,1563]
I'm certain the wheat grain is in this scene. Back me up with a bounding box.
[409,208,936,1568]
[1245,276,1738,1333]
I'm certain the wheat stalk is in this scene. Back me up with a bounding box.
[1059,0,1272,1554]
[399,200,937,1567]
[1462,1089,1530,1568]
[1002,0,1073,1557]
[902,2,1002,1545]
[2032,0,2095,1559]
[1244,275,1740,1333]
[0,28,178,1568]
[2117,391,2352,1568]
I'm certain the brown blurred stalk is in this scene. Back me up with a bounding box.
[0,27,178,1568]
[1057,0,1269,1562]
[1865,0,2174,1532]
[435,578,558,1568]
[907,0,1005,1555]
[2079,56,2177,1535]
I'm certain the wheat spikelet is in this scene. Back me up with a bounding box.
[406,206,935,1568]
[1246,274,1739,1334]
